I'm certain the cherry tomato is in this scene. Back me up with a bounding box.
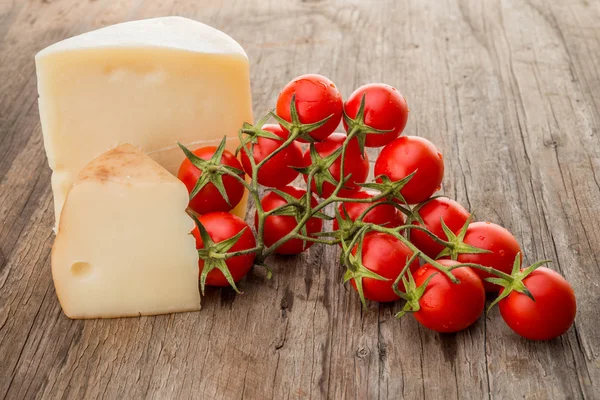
[388,211,406,229]
[178,146,245,215]
[256,186,323,255]
[412,260,485,333]
[276,74,343,142]
[456,222,522,292]
[343,83,409,147]
[410,198,470,258]
[239,124,303,188]
[301,133,369,198]
[332,190,404,231]
[374,136,444,204]
[191,224,202,248]
[499,267,576,340]
[191,212,256,287]
[350,232,419,303]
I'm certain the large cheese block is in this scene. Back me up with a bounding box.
[52,144,200,319]
[35,16,253,229]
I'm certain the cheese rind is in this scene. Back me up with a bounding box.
[52,144,201,319]
[36,17,247,57]
[36,17,253,228]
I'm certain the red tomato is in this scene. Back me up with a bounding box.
[456,222,522,292]
[178,146,245,215]
[256,186,323,255]
[412,260,485,333]
[343,83,409,147]
[301,133,369,198]
[388,211,406,228]
[276,74,343,142]
[192,212,256,287]
[239,124,303,188]
[410,198,470,258]
[332,190,404,231]
[350,232,419,303]
[191,224,202,248]
[499,267,576,340]
[374,136,444,204]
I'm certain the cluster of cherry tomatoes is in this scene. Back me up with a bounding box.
[177,74,576,341]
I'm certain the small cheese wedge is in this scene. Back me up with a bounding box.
[52,144,200,319]
[35,16,253,229]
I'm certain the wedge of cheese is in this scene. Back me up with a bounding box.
[35,17,253,229]
[52,144,200,319]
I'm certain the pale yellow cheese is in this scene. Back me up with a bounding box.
[52,144,200,319]
[35,17,253,229]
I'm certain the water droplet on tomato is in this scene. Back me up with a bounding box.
[485,221,491,224]
[392,87,396,91]
[499,249,505,256]
[436,185,442,191]
[479,235,485,241]
[330,83,335,88]
[438,152,443,159]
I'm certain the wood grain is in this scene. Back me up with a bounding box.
[1,0,599,398]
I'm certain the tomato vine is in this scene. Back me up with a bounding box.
[177,75,576,340]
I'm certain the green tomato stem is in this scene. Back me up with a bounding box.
[228,112,519,288]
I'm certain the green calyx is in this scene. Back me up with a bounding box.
[435,214,491,260]
[360,171,417,205]
[270,93,333,143]
[330,204,364,245]
[331,200,398,246]
[293,144,352,197]
[391,251,437,318]
[342,234,389,309]
[343,93,393,154]
[178,137,244,207]
[191,214,247,295]
[267,188,332,251]
[236,113,283,156]
[485,254,551,311]
[395,274,437,319]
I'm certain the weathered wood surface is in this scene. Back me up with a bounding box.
[1,0,599,398]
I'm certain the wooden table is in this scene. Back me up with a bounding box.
[1,0,599,398]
